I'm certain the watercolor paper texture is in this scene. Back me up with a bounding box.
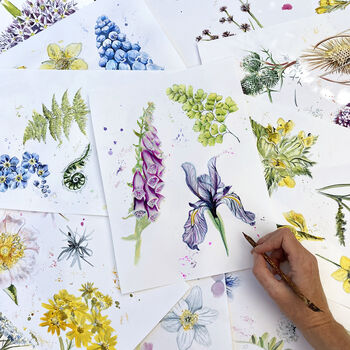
[138,276,233,350]
[0,0,185,71]
[88,61,277,293]
[227,269,313,350]
[0,209,188,350]
[198,11,350,125]
[0,70,106,216]
[146,0,318,67]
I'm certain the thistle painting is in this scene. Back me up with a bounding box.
[123,103,164,264]
[181,157,255,255]
[250,117,317,195]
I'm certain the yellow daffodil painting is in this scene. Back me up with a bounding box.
[40,43,88,70]
[315,0,350,14]
[40,283,117,350]
[316,255,350,293]
[250,117,317,195]
[277,210,325,241]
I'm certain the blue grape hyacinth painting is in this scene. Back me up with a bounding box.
[95,15,164,71]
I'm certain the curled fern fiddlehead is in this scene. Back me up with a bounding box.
[63,144,90,191]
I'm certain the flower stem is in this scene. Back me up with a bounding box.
[315,254,341,268]
[208,211,229,255]
[247,10,263,28]
[59,336,65,350]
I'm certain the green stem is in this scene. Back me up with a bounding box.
[1,0,22,17]
[66,339,73,350]
[317,184,350,191]
[224,10,241,28]
[247,10,263,28]
[315,254,341,268]
[208,211,229,255]
[59,336,65,350]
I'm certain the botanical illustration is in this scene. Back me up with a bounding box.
[277,210,325,241]
[225,273,240,300]
[240,49,296,102]
[123,103,164,264]
[95,15,164,71]
[0,214,39,305]
[317,184,350,246]
[0,312,36,349]
[334,103,350,128]
[0,0,77,53]
[182,157,255,255]
[276,317,299,344]
[316,255,350,293]
[238,332,292,350]
[166,84,240,145]
[40,283,117,350]
[40,43,88,70]
[161,286,218,350]
[250,117,317,195]
[211,273,240,299]
[302,30,350,85]
[196,2,263,42]
[315,0,350,14]
[23,89,89,146]
[63,144,91,191]
[58,225,93,269]
[0,152,50,193]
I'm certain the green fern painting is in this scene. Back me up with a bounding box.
[23,89,89,146]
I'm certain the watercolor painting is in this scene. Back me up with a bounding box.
[334,103,350,128]
[0,152,50,194]
[23,89,89,146]
[250,117,317,195]
[0,214,39,305]
[317,184,350,246]
[40,282,117,350]
[315,0,350,14]
[166,84,240,145]
[57,225,93,269]
[40,42,88,70]
[182,157,255,255]
[316,255,350,293]
[238,332,292,350]
[301,29,350,85]
[161,286,218,350]
[196,2,263,42]
[277,210,325,241]
[0,0,77,53]
[122,103,164,264]
[95,15,164,71]
[63,144,91,191]
[240,49,297,103]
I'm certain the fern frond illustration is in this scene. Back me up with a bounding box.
[237,332,291,350]
[63,144,91,191]
[23,89,89,146]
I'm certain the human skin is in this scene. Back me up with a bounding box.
[252,228,350,350]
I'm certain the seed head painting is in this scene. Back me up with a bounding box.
[182,157,255,255]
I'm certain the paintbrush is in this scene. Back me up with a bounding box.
[242,232,322,313]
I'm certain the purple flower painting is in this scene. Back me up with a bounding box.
[182,157,255,255]
[123,103,164,264]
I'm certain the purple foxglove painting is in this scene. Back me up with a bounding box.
[123,103,164,264]
[182,157,255,255]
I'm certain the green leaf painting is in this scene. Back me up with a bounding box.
[237,332,292,350]
[23,89,89,146]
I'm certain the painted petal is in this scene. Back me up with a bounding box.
[283,210,308,232]
[196,307,218,326]
[331,268,348,282]
[207,157,224,191]
[132,171,145,200]
[146,205,159,222]
[70,58,88,70]
[343,279,350,293]
[220,192,256,226]
[64,43,82,58]
[197,174,215,198]
[40,60,56,70]
[133,199,147,218]
[176,327,195,350]
[154,179,164,192]
[194,325,211,346]
[47,43,63,60]
[183,207,208,250]
[144,170,159,189]
[181,162,201,200]
[145,185,158,208]
[185,286,203,313]
[172,299,190,317]
[142,150,157,175]
[340,256,350,270]
[161,312,181,333]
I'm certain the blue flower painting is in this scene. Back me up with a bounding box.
[181,157,256,255]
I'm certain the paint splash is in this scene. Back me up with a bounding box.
[282,3,293,10]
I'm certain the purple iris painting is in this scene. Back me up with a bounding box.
[182,157,255,255]
[123,103,164,264]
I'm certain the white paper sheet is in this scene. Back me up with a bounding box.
[137,276,233,350]
[0,0,185,71]
[0,209,188,350]
[88,61,278,293]
[0,70,106,216]
[198,11,350,125]
[146,0,318,67]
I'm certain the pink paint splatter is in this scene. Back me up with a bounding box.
[208,241,212,246]
[282,3,293,10]
[81,218,85,226]
[108,148,113,155]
